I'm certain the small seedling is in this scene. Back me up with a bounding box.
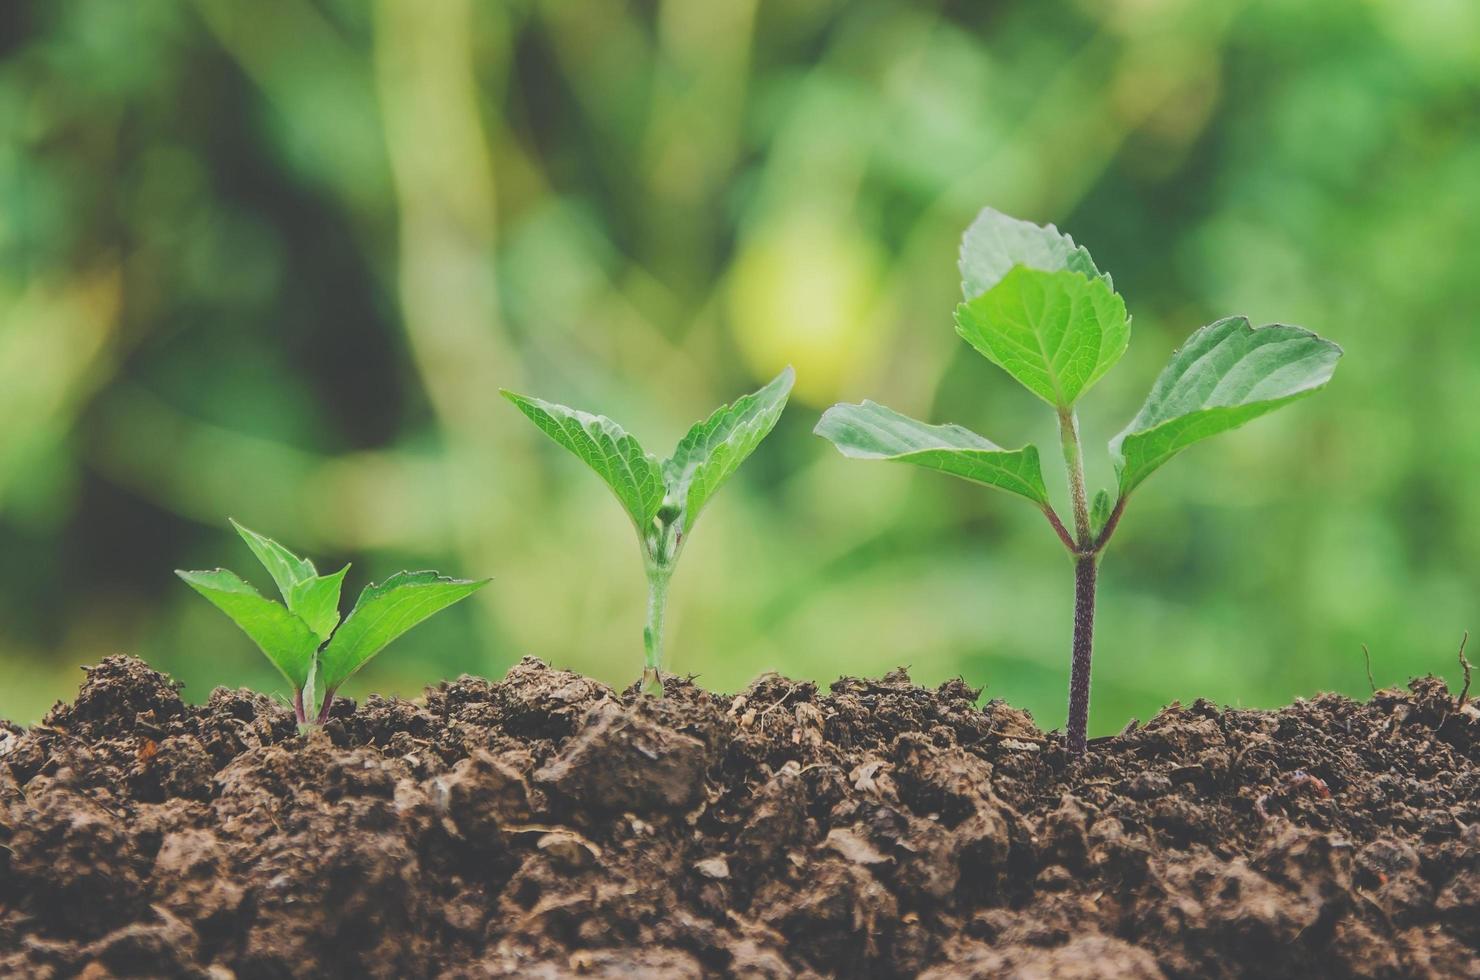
[816,208,1341,755]
[503,368,794,695]
[178,521,489,725]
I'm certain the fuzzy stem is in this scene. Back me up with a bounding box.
[1057,406,1098,757]
[1057,407,1091,547]
[1093,495,1127,552]
[642,565,671,697]
[1042,505,1077,553]
[1066,555,1098,756]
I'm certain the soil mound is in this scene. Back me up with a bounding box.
[1,656,1477,978]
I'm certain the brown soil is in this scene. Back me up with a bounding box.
[1,656,1477,979]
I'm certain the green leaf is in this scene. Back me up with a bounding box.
[958,206,1107,300]
[231,520,316,601]
[1110,316,1343,495]
[1090,489,1113,538]
[231,521,347,641]
[288,564,349,643]
[501,391,666,530]
[317,571,489,692]
[663,367,794,533]
[955,266,1130,409]
[175,568,321,688]
[814,400,1049,506]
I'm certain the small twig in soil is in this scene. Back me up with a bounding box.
[1361,644,1376,694]
[758,686,798,720]
[1458,631,1472,709]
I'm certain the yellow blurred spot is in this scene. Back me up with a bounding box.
[725,212,886,405]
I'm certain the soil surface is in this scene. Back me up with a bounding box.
[1,656,1477,979]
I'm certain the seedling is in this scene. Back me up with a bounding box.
[503,368,794,695]
[178,521,489,725]
[816,208,1341,755]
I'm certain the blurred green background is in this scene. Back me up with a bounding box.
[2,0,1477,734]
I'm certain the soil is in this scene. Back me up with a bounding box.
[0,657,1477,979]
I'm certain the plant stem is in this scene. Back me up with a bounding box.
[1042,505,1076,552]
[1092,496,1127,552]
[314,688,337,725]
[642,565,672,697]
[293,689,308,726]
[1066,555,1097,756]
[1057,405,1098,757]
[1057,406,1091,545]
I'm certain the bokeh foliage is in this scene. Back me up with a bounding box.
[2,0,1477,731]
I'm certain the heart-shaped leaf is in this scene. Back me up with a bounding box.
[318,571,489,693]
[815,400,1049,506]
[959,206,1107,300]
[1110,316,1342,495]
[502,391,666,530]
[663,367,794,533]
[955,266,1130,409]
[175,568,321,688]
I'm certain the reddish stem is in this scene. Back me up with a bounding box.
[293,689,309,726]
[314,687,338,725]
[1042,506,1077,553]
[1093,496,1128,552]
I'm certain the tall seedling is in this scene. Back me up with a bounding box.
[816,209,1341,754]
[504,368,794,695]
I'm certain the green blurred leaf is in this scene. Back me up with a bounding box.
[317,571,489,692]
[288,565,349,643]
[958,206,1107,300]
[502,391,666,529]
[815,400,1049,506]
[1111,317,1343,495]
[955,266,1130,409]
[175,567,320,687]
[232,519,315,600]
[664,367,794,533]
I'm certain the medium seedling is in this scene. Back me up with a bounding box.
[503,368,794,695]
[178,521,488,725]
[816,208,1341,755]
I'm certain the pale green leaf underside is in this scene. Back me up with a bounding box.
[318,571,488,692]
[663,367,794,533]
[814,400,1049,506]
[955,266,1130,409]
[175,568,320,687]
[232,519,316,601]
[959,206,1107,300]
[502,391,666,529]
[288,565,349,643]
[1111,316,1343,495]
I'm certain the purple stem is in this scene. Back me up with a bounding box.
[1065,555,1097,756]
[1042,506,1077,553]
[313,687,338,725]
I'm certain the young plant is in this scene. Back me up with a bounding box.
[502,368,794,695]
[816,208,1341,755]
[177,521,489,725]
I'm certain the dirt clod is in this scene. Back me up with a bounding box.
[1,655,1476,977]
